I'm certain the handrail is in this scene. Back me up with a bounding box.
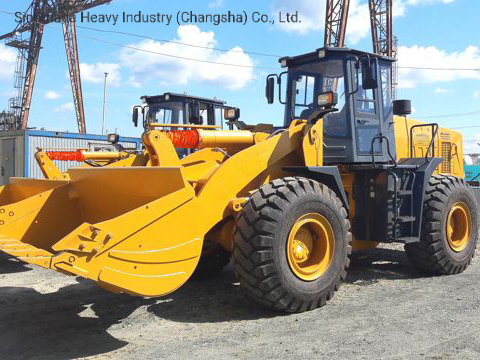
[371,135,397,168]
[409,123,439,160]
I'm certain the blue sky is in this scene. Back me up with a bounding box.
[0,0,479,152]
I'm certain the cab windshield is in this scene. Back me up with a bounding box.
[287,58,346,123]
[146,102,185,124]
[146,101,223,128]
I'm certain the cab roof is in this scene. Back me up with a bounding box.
[279,47,396,68]
[141,92,226,106]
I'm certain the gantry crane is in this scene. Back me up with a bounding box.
[368,0,397,99]
[324,0,397,98]
[324,0,350,48]
[323,0,350,91]
[0,0,112,133]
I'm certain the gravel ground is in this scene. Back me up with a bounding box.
[1,244,480,360]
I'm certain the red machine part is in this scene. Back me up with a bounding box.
[45,150,84,162]
[164,130,200,148]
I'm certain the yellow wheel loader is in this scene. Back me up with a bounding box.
[34,93,247,181]
[0,47,478,313]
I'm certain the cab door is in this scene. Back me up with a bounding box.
[352,62,385,162]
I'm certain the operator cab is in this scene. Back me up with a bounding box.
[132,93,241,157]
[132,93,241,130]
[266,47,396,165]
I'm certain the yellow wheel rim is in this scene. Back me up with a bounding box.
[446,202,472,253]
[287,213,335,281]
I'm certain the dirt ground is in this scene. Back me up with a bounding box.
[1,244,480,360]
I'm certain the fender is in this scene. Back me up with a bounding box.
[283,166,349,211]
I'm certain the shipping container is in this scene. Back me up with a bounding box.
[0,130,141,184]
[465,165,480,181]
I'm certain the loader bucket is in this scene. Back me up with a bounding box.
[0,167,206,297]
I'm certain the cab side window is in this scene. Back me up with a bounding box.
[380,64,393,123]
[355,67,376,114]
[323,75,348,137]
[294,75,317,116]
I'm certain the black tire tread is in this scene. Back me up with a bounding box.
[233,177,351,313]
[405,174,478,275]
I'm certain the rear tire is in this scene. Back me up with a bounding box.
[233,177,351,313]
[405,175,479,274]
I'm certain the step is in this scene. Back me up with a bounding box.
[388,190,413,197]
[397,216,416,223]
[397,236,418,244]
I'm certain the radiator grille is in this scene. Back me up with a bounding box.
[441,142,452,174]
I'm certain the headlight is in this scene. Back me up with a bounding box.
[107,133,120,144]
[317,91,338,108]
[224,107,240,121]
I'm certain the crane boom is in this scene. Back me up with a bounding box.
[324,0,351,47]
[0,0,112,132]
[369,0,397,99]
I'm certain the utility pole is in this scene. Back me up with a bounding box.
[102,72,108,135]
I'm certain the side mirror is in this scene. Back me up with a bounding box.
[189,101,201,124]
[132,106,140,127]
[266,77,275,104]
[361,59,378,90]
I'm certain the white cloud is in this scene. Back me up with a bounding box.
[80,63,121,87]
[119,25,253,90]
[474,91,480,99]
[208,0,224,8]
[271,0,325,35]
[269,0,384,43]
[463,133,480,154]
[402,0,455,5]
[434,88,449,94]
[395,0,456,16]
[44,91,61,100]
[345,0,370,45]
[127,76,142,88]
[271,0,456,44]
[54,102,74,112]
[397,45,480,88]
[0,44,16,81]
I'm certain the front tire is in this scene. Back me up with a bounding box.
[405,175,479,274]
[233,177,351,313]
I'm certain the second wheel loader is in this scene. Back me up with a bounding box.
[0,47,477,313]
[35,93,246,180]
